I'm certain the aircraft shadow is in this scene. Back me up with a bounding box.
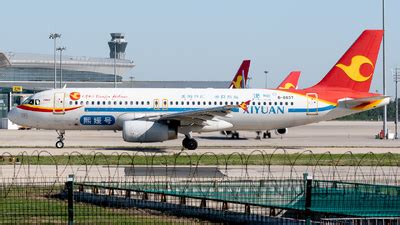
[94,147,169,153]
[198,136,249,140]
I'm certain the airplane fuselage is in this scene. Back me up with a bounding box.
[9,88,387,133]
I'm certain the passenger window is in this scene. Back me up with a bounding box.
[176,101,179,105]
[108,101,111,105]
[214,101,217,105]
[209,101,212,105]
[252,102,255,105]
[141,101,144,105]
[91,101,95,105]
[269,102,272,105]
[170,101,173,105]
[225,101,228,105]
[236,102,239,105]
[274,102,277,105]
[80,101,84,105]
[86,101,90,105]
[230,102,233,105]
[192,101,195,105]
[219,101,223,105]
[263,102,266,105]
[285,102,288,105]
[146,101,150,105]
[181,101,184,105]
[187,101,190,105]
[75,101,78,105]
[198,101,201,105]
[135,101,139,105]
[97,101,101,105]
[69,101,73,105]
[102,101,106,105]
[257,102,261,106]
[291,102,294,105]
[125,101,128,105]
[130,101,133,105]
[280,102,283,105]
[203,101,206,105]
[119,101,123,105]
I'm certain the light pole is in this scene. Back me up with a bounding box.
[382,0,387,138]
[129,76,135,88]
[264,70,268,88]
[56,47,66,88]
[393,68,400,139]
[49,33,61,89]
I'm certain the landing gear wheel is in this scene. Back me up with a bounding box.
[231,132,239,139]
[56,130,65,148]
[186,139,198,150]
[182,138,198,150]
[55,141,64,148]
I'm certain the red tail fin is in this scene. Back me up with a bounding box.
[310,30,383,92]
[229,60,251,89]
[277,71,301,90]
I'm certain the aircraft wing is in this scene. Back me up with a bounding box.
[134,105,237,123]
[337,96,389,109]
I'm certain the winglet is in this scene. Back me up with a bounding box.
[238,100,251,112]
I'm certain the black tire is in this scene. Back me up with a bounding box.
[182,138,189,149]
[263,132,267,139]
[186,139,198,150]
[55,141,64,148]
[267,132,271,139]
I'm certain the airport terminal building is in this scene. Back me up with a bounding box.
[0,33,228,126]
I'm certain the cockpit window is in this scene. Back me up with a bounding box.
[22,96,41,106]
[22,96,33,104]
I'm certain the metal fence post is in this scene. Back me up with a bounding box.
[66,174,74,225]
[304,173,313,225]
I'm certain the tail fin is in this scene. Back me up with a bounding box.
[229,60,251,89]
[277,71,301,90]
[310,30,383,92]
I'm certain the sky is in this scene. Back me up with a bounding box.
[1,0,399,95]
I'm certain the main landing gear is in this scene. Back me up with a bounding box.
[182,135,198,150]
[56,130,65,148]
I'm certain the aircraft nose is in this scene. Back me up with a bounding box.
[7,108,19,124]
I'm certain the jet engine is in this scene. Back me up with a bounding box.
[275,128,288,135]
[123,121,177,142]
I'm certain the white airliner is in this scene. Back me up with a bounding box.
[8,30,389,150]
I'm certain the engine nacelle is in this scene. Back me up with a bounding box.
[275,128,288,135]
[123,121,177,142]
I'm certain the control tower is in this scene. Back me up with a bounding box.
[108,33,128,59]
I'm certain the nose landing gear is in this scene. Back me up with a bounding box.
[55,130,65,148]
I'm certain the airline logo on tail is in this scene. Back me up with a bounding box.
[279,82,296,90]
[238,100,251,112]
[232,76,243,89]
[336,55,374,82]
[229,60,250,89]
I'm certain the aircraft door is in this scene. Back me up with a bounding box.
[53,92,65,114]
[306,93,318,115]
[162,99,168,110]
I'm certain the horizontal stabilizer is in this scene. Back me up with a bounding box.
[337,96,389,109]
